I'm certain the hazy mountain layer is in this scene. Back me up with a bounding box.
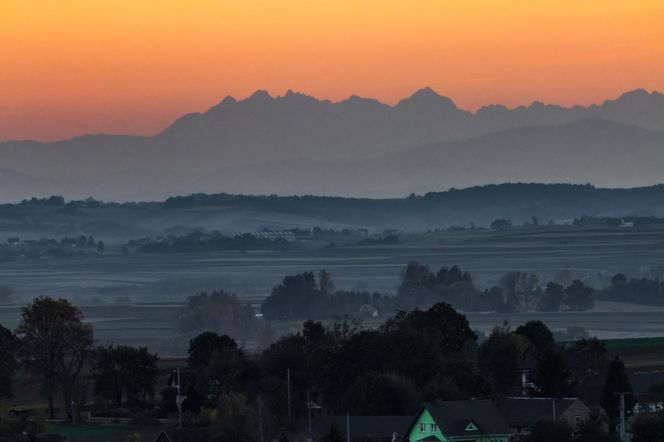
[1,89,663,200]
[7,184,664,236]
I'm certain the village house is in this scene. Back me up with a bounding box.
[497,397,592,437]
[406,401,511,442]
[320,397,593,442]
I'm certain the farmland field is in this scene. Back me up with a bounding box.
[2,226,664,355]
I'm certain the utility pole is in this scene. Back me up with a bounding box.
[287,368,292,422]
[346,413,351,442]
[257,394,265,442]
[306,391,322,437]
[552,398,556,420]
[614,392,631,442]
[174,368,186,429]
[307,390,312,433]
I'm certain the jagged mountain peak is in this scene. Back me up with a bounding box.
[245,89,274,103]
[396,87,459,111]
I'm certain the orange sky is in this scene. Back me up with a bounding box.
[1,0,663,142]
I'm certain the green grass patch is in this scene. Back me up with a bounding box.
[560,337,664,350]
[603,337,664,350]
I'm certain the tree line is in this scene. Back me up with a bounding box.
[259,264,596,320]
[136,231,288,254]
[4,296,664,441]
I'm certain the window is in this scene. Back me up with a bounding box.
[575,415,582,424]
[419,423,426,433]
[430,424,437,433]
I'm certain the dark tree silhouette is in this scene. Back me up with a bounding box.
[530,347,573,398]
[478,325,522,394]
[92,345,159,408]
[565,280,594,311]
[261,272,324,319]
[0,324,17,399]
[515,320,556,359]
[538,282,565,312]
[16,296,93,420]
[600,356,636,433]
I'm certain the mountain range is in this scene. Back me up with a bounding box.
[1,88,664,201]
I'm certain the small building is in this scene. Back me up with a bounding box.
[497,397,591,436]
[359,304,379,317]
[406,401,511,442]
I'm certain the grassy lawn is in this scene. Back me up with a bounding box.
[603,337,664,350]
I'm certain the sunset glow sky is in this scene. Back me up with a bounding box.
[2,0,664,141]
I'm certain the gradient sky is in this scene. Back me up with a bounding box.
[2,0,663,142]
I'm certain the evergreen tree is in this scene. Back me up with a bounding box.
[531,346,573,397]
[600,356,636,432]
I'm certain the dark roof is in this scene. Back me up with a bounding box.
[330,416,412,439]
[498,398,582,428]
[420,400,510,437]
[155,431,172,442]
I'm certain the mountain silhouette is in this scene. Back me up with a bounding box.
[1,88,663,200]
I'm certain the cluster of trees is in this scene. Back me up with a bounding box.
[153,307,637,440]
[489,216,545,230]
[0,297,160,430]
[177,290,272,345]
[92,345,159,409]
[598,273,664,306]
[398,263,594,313]
[170,305,646,441]
[0,236,105,262]
[259,265,595,321]
[2,295,661,441]
[136,231,288,253]
[573,215,664,228]
[260,271,397,320]
[352,234,400,246]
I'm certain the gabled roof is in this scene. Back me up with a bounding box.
[498,398,585,428]
[415,400,510,437]
[331,416,412,439]
[155,432,172,442]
